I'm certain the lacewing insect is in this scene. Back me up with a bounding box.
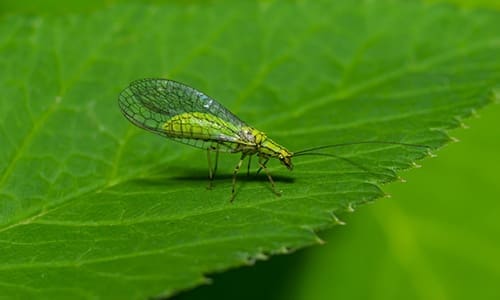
[118,78,428,201]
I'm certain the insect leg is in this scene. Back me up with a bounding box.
[231,154,246,202]
[206,144,220,189]
[246,155,252,176]
[213,144,219,176]
[258,156,281,196]
[256,158,269,175]
[207,148,214,189]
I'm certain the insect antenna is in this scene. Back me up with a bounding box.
[293,141,432,180]
[294,141,431,156]
[293,152,375,176]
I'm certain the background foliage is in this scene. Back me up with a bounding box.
[0,0,498,299]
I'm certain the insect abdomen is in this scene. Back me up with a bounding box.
[162,112,239,142]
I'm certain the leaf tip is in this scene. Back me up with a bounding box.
[241,252,269,266]
[276,246,293,254]
[315,236,326,245]
[200,276,213,286]
[331,213,346,225]
[426,150,437,158]
[470,108,480,118]
[490,88,500,104]
[249,253,268,265]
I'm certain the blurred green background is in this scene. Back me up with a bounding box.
[1,1,498,299]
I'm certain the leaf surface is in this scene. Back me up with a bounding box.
[0,1,498,299]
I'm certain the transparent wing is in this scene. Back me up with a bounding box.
[118,78,247,151]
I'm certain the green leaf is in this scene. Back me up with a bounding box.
[0,1,498,299]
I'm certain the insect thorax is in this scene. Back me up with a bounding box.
[239,127,293,166]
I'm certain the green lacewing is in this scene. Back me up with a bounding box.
[118,78,429,201]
